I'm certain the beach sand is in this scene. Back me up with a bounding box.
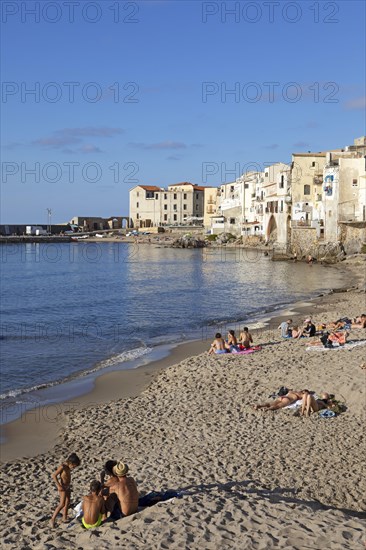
[1,275,365,549]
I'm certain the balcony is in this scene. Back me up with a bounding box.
[265,207,278,214]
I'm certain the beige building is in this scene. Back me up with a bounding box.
[129,182,205,228]
[203,186,219,231]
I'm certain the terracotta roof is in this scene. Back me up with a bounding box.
[138,185,161,191]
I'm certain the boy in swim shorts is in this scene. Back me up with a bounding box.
[81,480,106,529]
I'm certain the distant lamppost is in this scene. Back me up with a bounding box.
[46,208,52,234]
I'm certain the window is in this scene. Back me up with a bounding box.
[352,179,358,186]
[230,186,234,192]
[196,205,199,210]
[136,191,139,197]
[183,204,187,210]
[173,204,177,211]
[136,202,139,208]
[230,218,235,224]
[146,191,154,199]
[183,193,187,199]
[173,214,177,221]
[312,161,316,167]
[244,183,249,189]
[196,193,199,199]
[304,184,311,195]
[280,201,283,212]
[136,213,139,219]
[164,214,167,221]
[164,193,167,199]
[265,172,268,177]
[183,214,187,219]
[280,175,284,188]
[164,205,167,210]
[174,193,177,199]
[155,194,159,199]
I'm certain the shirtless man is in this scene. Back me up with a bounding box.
[239,327,253,348]
[208,333,227,355]
[253,390,306,411]
[81,480,106,529]
[105,462,139,517]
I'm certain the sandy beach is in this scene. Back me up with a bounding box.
[1,263,365,549]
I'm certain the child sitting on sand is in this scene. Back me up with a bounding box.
[50,452,81,528]
[81,480,106,529]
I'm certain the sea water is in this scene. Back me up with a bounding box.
[0,242,346,422]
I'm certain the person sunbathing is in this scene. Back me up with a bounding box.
[252,390,306,411]
[351,314,366,329]
[225,330,239,352]
[301,391,335,417]
[239,327,253,348]
[308,330,350,347]
[208,333,227,355]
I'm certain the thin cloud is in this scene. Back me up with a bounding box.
[33,127,123,150]
[2,142,23,150]
[293,141,310,148]
[55,127,124,138]
[78,144,102,154]
[344,96,366,110]
[129,141,187,150]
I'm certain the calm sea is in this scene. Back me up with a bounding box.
[0,242,346,422]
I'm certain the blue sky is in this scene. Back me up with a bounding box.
[1,0,365,223]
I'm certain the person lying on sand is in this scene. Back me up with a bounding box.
[105,462,139,517]
[352,314,366,329]
[253,390,306,411]
[208,333,227,355]
[50,452,81,528]
[308,330,350,347]
[239,327,253,348]
[81,480,106,529]
[300,391,336,417]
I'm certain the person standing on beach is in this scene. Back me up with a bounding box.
[50,452,81,528]
[106,462,139,517]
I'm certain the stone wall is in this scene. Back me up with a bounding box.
[291,228,318,258]
[339,222,366,254]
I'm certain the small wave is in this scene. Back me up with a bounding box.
[0,346,152,402]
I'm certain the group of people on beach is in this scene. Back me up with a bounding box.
[278,314,366,347]
[208,327,253,355]
[252,389,341,417]
[50,456,138,529]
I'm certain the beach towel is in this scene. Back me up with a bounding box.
[306,340,366,351]
[231,345,262,355]
[319,409,336,418]
[138,490,183,508]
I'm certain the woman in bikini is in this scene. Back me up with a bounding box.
[253,390,306,411]
[301,391,335,416]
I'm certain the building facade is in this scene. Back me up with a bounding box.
[129,183,205,228]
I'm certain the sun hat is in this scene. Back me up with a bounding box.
[113,461,129,477]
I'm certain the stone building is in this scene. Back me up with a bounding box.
[129,182,205,228]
